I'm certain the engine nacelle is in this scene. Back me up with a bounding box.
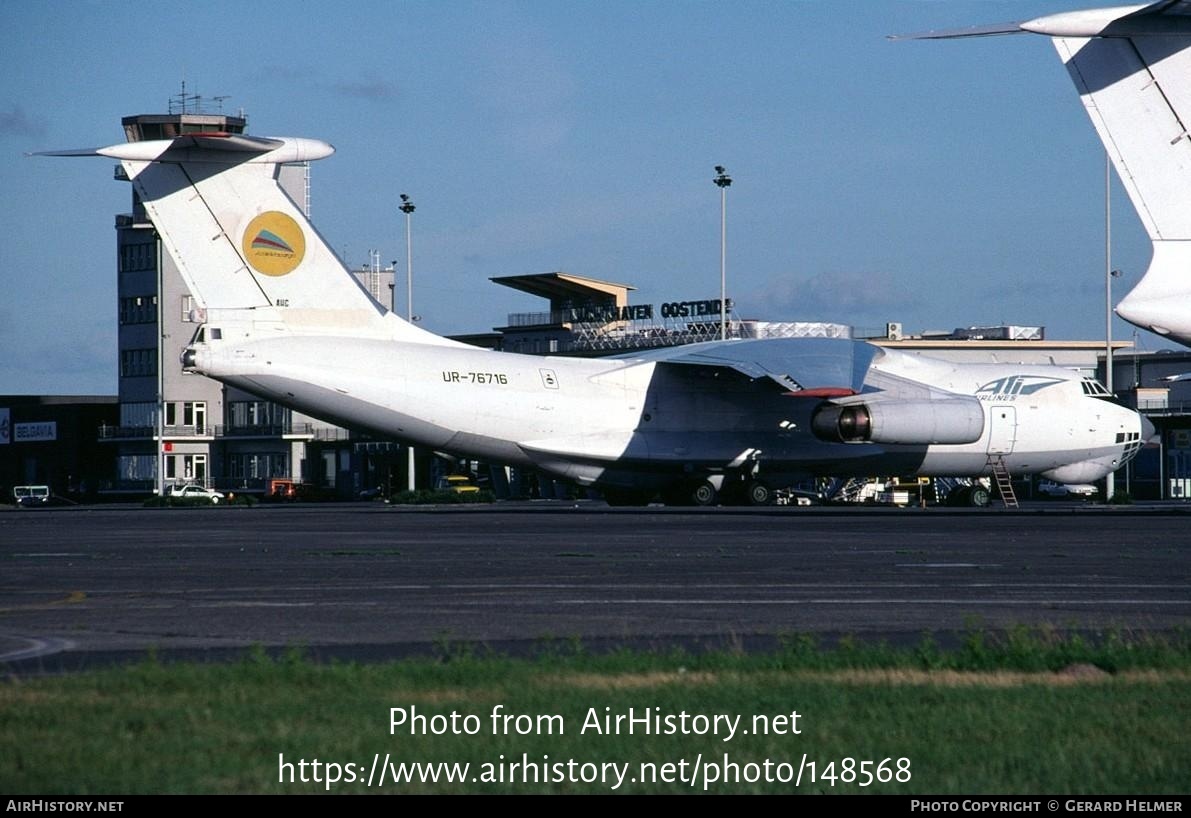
[811,399,985,445]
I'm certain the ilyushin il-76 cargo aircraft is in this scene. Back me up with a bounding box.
[43,2,1162,506]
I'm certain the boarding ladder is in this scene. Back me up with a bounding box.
[986,454,1019,508]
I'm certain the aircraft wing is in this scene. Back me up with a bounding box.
[615,337,879,397]
[631,337,973,403]
[527,338,984,464]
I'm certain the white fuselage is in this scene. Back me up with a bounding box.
[185,313,1147,491]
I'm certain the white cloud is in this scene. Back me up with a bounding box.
[739,270,914,324]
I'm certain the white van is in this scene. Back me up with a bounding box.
[13,485,50,506]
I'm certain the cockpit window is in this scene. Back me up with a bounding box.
[1080,378,1114,398]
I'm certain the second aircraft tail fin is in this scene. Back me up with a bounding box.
[1052,18,1191,341]
[900,2,1191,345]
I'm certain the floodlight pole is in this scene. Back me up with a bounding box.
[713,166,732,341]
[400,194,416,491]
[400,194,415,322]
[1105,154,1123,504]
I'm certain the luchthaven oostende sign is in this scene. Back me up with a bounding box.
[563,299,733,323]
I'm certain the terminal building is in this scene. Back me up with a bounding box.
[0,396,117,501]
[482,272,850,356]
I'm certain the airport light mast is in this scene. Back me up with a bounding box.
[714,166,732,341]
[400,194,415,323]
[400,193,416,491]
[1105,155,1123,504]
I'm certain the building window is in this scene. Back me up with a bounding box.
[227,401,290,433]
[120,402,157,427]
[118,242,155,273]
[117,455,157,481]
[227,453,289,480]
[183,402,207,433]
[120,349,157,378]
[119,295,157,325]
[182,454,207,483]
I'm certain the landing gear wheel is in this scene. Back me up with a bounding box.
[969,486,991,508]
[746,481,772,506]
[690,481,718,507]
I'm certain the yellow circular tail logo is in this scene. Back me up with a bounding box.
[243,211,305,277]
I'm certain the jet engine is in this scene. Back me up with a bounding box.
[811,399,984,445]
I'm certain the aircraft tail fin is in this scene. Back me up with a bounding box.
[1050,17,1191,340]
[42,133,451,344]
[900,2,1191,344]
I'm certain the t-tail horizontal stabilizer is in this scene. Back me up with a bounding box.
[36,133,323,163]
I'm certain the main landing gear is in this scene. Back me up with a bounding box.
[602,474,778,508]
[944,484,991,508]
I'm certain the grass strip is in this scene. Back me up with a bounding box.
[2,628,1188,794]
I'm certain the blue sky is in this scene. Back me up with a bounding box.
[0,1,1160,395]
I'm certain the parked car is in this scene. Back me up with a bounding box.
[1038,480,1097,499]
[169,484,225,503]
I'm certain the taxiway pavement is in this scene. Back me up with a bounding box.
[1,503,1188,671]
